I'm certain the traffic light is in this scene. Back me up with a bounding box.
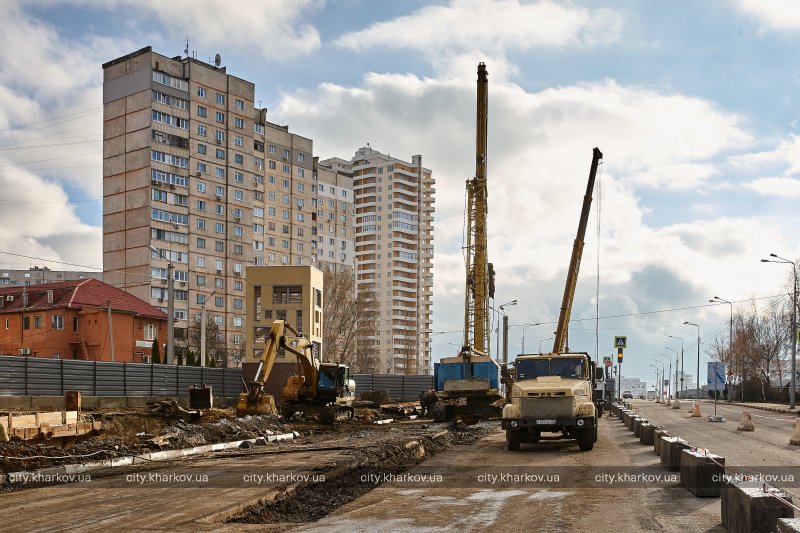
[617,347,623,363]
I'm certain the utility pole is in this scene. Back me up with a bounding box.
[761,254,797,409]
[107,301,115,362]
[149,246,175,365]
[502,315,509,364]
[669,335,684,399]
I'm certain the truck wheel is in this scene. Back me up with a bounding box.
[506,429,522,451]
[577,428,594,451]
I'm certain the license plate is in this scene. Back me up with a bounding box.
[536,419,556,425]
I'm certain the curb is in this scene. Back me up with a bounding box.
[2,431,299,486]
[717,400,796,415]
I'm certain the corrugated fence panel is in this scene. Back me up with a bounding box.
[351,374,435,402]
[152,365,176,396]
[62,360,95,395]
[125,363,153,396]
[95,362,126,397]
[0,356,28,395]
[0,356,266,398]
[178,366,202,391]
[27,358,62,396]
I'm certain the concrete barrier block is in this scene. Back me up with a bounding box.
[660,437,690,471]
[627,414,637,431]
[634,417,647,438]
[778,518,800,532]
[680,449,725,497]
[639,423,655,445]
[722,480,795,533]
[654,429,671,456]
[0,396,32,409]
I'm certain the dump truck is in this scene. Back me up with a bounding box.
[502,148,604,451]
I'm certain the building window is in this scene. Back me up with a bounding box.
[52,315,64,330]
[235,117,244,128]
[197,237,206,248]
[197,143,207,155]
[235,153,244,164]
[73,316,78,333]
[33,315,42,329]
[233,298,242,310]
[196,181,206,193]
[197,106,207,118]
[196,199,206,211]
[144,323,156,341]
[216,111,225,123]
[197,275,206,286]
[216,93,225,104]
[197,87,206,98]
[197,124,207,136]
[216,149,225,159]
[215,296,224,307]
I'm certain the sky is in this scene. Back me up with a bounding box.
[1,0,800,389]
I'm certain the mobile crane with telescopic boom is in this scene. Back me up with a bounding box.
[501,148,605,451]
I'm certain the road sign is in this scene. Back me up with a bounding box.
[707,362,726,391]
[614,336,627,348]
[603,356,612,367]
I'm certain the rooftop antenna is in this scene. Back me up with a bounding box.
[214,53,222,67]
[184,37,189,57]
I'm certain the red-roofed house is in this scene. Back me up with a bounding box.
[0,279,167,362]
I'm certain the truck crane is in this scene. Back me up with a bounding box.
[501,148,605,451]
[431,63,502,421]
[237,320,355,424]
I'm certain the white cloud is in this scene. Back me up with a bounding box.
[55,0,323,59]
[733,0,800,32]
[729,133,800,178]
[272,68,769,363]
[745,176,800,197]
[335,0,624,55]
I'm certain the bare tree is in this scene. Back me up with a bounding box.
[188,316,226,366]
[322,268,381,372]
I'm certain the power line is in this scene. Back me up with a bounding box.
[0,152,99,169]
[0,107,99,135]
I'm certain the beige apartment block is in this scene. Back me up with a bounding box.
[322,147,435,374]
[102,46,318,366]
[314,157,354,273]
[245,265,323,363]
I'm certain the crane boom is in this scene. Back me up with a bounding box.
[463,62,490,356]
[552,147,603,354]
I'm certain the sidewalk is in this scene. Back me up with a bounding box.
[703,399,798,415]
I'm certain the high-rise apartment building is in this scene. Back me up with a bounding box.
[102,47,322,365]
[322,147,435,374]
[314,157,355,273]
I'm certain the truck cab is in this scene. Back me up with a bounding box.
[501,352,600,451]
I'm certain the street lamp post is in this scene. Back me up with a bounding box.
[657,359,665,398]
[710,296,734,400]
[539,337,554,353]
[650,364,661,401]
[665,348,678,399]
[199,291,216,367]
[684,321,700,399]
[148,245,174,365]
[520,323,540,354]
[761,254,797,409]
[494,300,517,364]
[658,354,671,400]
[669,335,684,399]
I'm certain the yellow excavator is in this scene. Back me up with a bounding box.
[237,320,355,424]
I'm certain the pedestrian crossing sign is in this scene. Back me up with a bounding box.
[614,336,627,349]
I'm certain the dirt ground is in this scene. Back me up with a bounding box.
[227,422,495,525]
[0,405,393,474]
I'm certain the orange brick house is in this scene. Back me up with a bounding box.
[0,279,167,362]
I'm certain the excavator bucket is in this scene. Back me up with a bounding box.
[236,392,277,416]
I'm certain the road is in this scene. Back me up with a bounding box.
[632,399,800,468]
[293,415,723,532]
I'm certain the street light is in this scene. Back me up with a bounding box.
[761,253,797,409]
[650,365,660,401]
[668,335,684,398]
[539,337,554,353]
[684,321,700,399]
[665,348,678,398]
[657,354,671,399]
[710,296,734,400]
[148,245,174,365]
[494,300,517,364]
[520,323,541,354]
[655,359,664,398]
[199,291,216,367]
